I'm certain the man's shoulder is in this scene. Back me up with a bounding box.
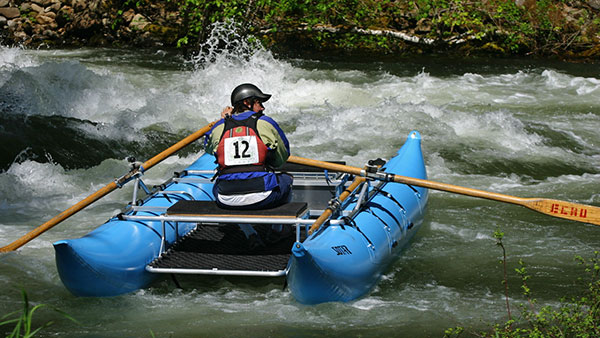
[257,115,279,127]
[208,121,225,138]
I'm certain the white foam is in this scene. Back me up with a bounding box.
[0,45,38,71]
[543,69,600,94]
[430,222,494,242]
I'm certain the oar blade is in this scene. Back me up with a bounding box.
[524,199,600,226]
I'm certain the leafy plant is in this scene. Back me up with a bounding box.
[494,227,512,322]
[0,288,78,338]
[446,232,600,337]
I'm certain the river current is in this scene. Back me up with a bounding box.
[1,31,600,337]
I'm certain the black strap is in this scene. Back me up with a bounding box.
[218,164,269,175]
[219,111,264,140]
[216,176,267,195]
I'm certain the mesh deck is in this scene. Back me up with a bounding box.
[148,223,304,274]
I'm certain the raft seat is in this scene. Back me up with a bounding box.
[146,201,308,277]
[166,200,308,218]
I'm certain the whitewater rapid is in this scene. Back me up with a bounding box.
[0,32,599,336]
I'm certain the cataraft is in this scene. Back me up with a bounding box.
[53,130,428,304]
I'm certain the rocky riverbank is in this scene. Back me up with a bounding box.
[1,0,600,61]
[0,0,180,47]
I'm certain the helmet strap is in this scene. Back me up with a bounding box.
[241,98,257,112]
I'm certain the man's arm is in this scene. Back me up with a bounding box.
[257,119,289,168]
[204,122,225,155]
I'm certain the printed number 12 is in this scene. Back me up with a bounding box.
[233,140,251,159]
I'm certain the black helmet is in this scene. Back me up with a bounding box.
[230,83,271,106]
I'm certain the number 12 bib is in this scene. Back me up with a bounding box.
[216,113,269,172]
[223,135,260,166]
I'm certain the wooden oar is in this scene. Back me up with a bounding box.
[309,177,366,235]
[0,121,217,252]
[287,155,600,227]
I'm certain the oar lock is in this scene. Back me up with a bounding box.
[114,156,145,188]
[367,158,387,167]
[364,158,394,182]
[127,156,144,170]
[327,197,342,211]
[365,158,387,174]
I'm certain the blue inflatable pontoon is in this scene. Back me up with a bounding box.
[54,131,428,304]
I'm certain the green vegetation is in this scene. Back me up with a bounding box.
[5,0,597,57]
[125,0,599,57]
[445,231,600,337]
[0,288,78,338]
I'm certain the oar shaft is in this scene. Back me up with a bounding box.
[289,156,364,177]
[0,121,217,252]
[141,122,216,171]
[389,175,524,205]
[287,155,600,227]
[288,156,521,204]
[0,182,117,252]
[309,177,366,235]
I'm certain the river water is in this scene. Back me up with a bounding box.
[1,29,600,337]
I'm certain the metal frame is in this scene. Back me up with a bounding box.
[145,266,288,277]
[126,168,357,277]
[139,211,333,277]
[123,212,348,253]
